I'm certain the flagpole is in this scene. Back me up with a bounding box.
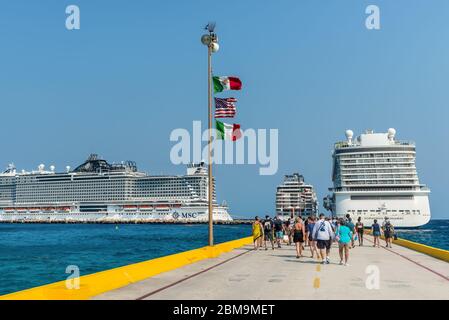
[207,43,214,247]
[201,23,219,247]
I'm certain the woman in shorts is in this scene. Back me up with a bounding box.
[336,218,352,266]
[355,217,364,246]
[293,217,305,258]
[307,216,318,259]
[371,219,381,248]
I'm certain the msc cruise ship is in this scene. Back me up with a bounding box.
[323,129,431,228]
[0,154,232,222]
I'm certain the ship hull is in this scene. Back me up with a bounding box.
[333,190,431,228]
[0,204,233,223]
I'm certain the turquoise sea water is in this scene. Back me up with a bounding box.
[0,224,250,295]
[0,220,447,296]
[394,219,449,251]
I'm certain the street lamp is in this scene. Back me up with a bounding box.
[201,22,219,246]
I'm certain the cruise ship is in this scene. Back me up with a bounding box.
[276,173,318,219]
[0,154,232,222]
[323,129,431,228]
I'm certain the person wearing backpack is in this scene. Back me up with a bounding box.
[382,217,395,248]
[273,215,284,248]
[312,213,335,264]
[263,215,275,250]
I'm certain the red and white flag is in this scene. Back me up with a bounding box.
[214,97,237,118]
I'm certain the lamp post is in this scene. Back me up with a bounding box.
[201,23,219,246]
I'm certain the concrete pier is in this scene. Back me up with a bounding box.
[94,235,449,300]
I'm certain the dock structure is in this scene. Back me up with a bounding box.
[93,235,449,300]
[2,235,448,300]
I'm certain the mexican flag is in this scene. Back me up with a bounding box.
[216,120,242,141]
[213,76,242,93]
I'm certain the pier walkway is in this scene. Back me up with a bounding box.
[94,235,449,300]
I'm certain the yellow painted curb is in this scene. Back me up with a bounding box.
[364,230,449,263]
[392,237,449,263]
[0,236,253,300]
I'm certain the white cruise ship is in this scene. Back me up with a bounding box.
[0,154,232,222]
[323,129,431,228]
[276,173,318,219]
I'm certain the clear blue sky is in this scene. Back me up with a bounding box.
[1,1,448,219]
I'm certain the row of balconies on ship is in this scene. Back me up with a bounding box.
[276,194,317,200]
[276,192,315,196]
[340,174,418,179]
[336,161,416,168]
[276,190,314,194]
[339,179,418,183]
[330,186,428,193]
[338,158,415,165]
[339,176,418,181]
[340,170,417,174]
[276,204,317,209]
[337,152,415,157]
[276,184,314,189]
[339,168,417,174]
[336,180,420,187]
[276,199,317,204]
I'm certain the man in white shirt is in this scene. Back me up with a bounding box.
[312,213,335,264]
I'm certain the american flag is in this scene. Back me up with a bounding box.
[214,97,237,118]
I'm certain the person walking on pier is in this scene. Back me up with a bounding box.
[285,218,294,245]
[263,215,275,250]
[335,218,352,266]
[307,216,318,259]
[331,217,338,232]
[273,215,283,248]
[312,213,335,264]
[355,217,364,246]
[345,214,356,248]
[293,217,305,258]
[304,217,309,247]
[371,219,381,248]
[252,216,263,250]
[382,217,395,248]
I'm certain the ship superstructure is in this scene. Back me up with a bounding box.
[323,129,431,227]
[0,154,232,222]
[276,173,318,219]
